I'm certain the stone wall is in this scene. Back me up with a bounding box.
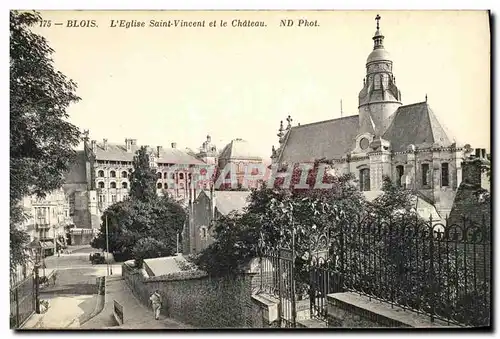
[122,263,256,328]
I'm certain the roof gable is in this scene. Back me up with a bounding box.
[219,139,262,161]
[383,102,451,152]
[278,115,360,163]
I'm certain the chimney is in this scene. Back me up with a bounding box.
[103,139,108,151]
[91,140,97,153]
[171,142,177,149]
[125,138,132,152]
[481,148,486,159]
[157,146,163,157]
[475,148,481,158]
[130,139,137,146]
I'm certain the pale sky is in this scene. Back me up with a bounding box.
[33,10,490,159]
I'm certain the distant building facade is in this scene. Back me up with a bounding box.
[185,190,251,254]
[271,16,489,219]
[19,188,71,256]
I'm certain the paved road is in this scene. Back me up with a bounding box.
[23,245,122,329]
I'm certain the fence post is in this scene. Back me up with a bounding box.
[15,286,20,327]
[429,215,435,323]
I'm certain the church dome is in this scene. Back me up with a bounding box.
[366,47,391,64]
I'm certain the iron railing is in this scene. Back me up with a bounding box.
[257,215,491,327]
[10,274,35,329]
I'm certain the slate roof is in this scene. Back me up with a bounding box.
[218,139,262,161]
[213,191,251,215]
[383,102,452,152]
[278,102,452,163]
[278,115,359,164]
[93,142,204,165]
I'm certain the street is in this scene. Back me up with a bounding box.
[23,245,122,329]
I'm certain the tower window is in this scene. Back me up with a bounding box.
[396,165,404,187]
[421,163,430,186]
[359,168,371,192]
[200,227,207,240]
[441,163,449,187]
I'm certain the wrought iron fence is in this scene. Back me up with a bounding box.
[10,274,35,329]
[257,214,491,327]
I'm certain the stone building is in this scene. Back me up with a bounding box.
[185,190,251,254]
[19,188,71,256]
[271,15,488,219]
[63,132,206,232]
[217,138,264,189]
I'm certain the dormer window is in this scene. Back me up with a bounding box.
[360,138,370,150]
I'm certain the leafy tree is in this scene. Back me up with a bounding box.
[132,237,173,268]
[91,148,187,263]
[10,10,81,274]
[128,146,157,203]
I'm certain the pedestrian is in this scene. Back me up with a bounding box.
[149,289,162,320]
[51,271,57,286]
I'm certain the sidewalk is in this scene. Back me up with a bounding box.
[82,276,192,329]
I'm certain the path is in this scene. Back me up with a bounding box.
[82,276,192,329]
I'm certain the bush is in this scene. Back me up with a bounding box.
[132,237,173,268]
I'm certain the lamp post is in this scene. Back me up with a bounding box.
[28,239,42,314]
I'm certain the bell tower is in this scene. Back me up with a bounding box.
[358,14,402,136]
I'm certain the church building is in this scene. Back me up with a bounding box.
[271,15,487,218]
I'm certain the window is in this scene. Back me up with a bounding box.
[98,181,105,189]
[111,195,117,203]
[157,183,162,189]
[69,193,75,216]
[164,183,168,189]
[421,164,430,186]
[373,74,381,90]
[98,170,104,177]
[110,182,117,189]
[179,173,184,180]
[188,173,192,180]
[99,195,105,203]
[121,171,128,178]
[396,165,404,187]
[122,182,128,189]
[110,170,116,178]
[164,172,168,179]
[441,163,449,187]
[171,173,175,179]
[359,168,371,191]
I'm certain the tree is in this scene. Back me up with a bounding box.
[128,146,157,203]
[10,10,81,273]
[91,148,187,264]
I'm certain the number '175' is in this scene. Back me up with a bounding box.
[40,20,52,27]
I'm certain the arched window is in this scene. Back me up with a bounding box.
[157,172,162,179]
[157,183,162,189]
[441,163,449,187]
[359,168,371,191]
[121,171,128,178]
[373,74,381,90]
[110,182,117,189]
[396,165,404,187]
[98,181,105,189]
[164,183,168,189]
[98,170,104,177]
[421,163,430,186]
[122,182,128,189]
[163,172,168,179]
[171,173,175,179]
[188,173,192,180]
[110,170,116,178]
[179,173,184,180]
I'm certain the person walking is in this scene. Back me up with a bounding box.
[51,271,57,286]
[149,290,162,320]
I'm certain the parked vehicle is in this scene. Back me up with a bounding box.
[89,252,105,264]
